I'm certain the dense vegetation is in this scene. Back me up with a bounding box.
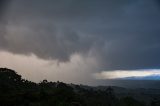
[0,68,160,106]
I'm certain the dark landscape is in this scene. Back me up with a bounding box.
[0,68,160,106]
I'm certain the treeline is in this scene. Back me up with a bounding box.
[0,68,159,106]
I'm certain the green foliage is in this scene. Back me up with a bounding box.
[0,68,157,106]
[150,98,160,106]
[119,96,146,106]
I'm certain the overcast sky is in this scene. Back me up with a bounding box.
[0,0,160,88]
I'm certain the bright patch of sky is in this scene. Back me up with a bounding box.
[93,69,160,80]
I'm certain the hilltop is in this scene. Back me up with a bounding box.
[0,68,160,106]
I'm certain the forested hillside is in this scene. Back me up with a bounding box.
[0,68,159,106]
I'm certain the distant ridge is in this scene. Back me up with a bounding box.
[0,68,160,106]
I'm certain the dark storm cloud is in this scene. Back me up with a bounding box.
[0,0,10,48]
[0,0,10,15]
[0,0,160,70]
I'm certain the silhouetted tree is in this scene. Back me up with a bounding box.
[0,68,151,106]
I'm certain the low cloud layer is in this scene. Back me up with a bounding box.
[0,0,160,85]
[0,51,98,85]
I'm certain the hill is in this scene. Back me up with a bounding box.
[0,68,160,106]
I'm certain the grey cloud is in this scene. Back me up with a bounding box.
[0,0,160,70]
[0,0,10,15]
